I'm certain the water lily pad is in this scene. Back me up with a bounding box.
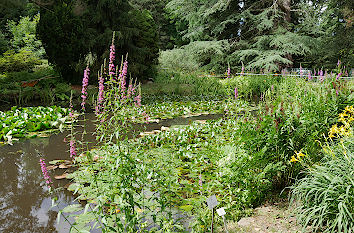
[59,164,72,169]
[49,160,66,165]
[46,165,58,171]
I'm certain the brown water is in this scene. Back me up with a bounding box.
[0,113,223,232]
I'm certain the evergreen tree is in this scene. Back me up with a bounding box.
[37,0,159,83]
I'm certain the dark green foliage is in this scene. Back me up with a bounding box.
[165,0,352,71]
[130,0,187,49]
[37,2,86,83]
[0,32,9,55]
[37,0,159,83]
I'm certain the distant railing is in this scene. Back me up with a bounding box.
[198,73,354,79]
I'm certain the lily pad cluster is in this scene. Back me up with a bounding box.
[0,106,70,144]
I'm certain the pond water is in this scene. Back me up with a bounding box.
[0,113,223,232]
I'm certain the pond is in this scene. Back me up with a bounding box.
[0,113,223,232]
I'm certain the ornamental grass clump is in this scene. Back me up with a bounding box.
[290,136,354,233]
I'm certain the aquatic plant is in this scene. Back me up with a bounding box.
[0,106,70,144]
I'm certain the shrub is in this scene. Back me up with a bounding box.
[0,50,41,72]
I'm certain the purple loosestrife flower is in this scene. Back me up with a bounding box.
[337,59,341,66]
[134,95,142,107]
[69,101,74,119]
[241,64,245,76]
[70,139,77,158]
[39,158,52,186]
[141,111,150,123]
[96,72,105,115]
[281,69,286,77]
[336,73,341,81]
[234,87,238,100]
[318,70,324,82]
[308,72,312,81]
[336,90,339,96]
[127,83,133,98]
[227,66,231,79]
[119,60,128,96]
[109,44,115,76]
[81,66,90,111]
[299,65,303,78]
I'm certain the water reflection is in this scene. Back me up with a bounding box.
[0,135,75,233]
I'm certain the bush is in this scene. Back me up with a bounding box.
[151,70,224,96]
[291,135,354,232]
[0,50,41,72]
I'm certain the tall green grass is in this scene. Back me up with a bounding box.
[291,136,354,233]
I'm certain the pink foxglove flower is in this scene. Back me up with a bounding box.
[81,66,90,111]
[39,158,52,186]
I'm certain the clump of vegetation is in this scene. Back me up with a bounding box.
[290,106,354,233]
[46,66,352,232]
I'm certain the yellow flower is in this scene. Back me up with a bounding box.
[296,151,306,158]
[344,105,354,114]
[290,155,299,163]
[329,124,340,138]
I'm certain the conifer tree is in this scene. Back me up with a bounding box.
[37,0,159,83]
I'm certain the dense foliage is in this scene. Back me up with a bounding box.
[37,0,159,83]
[51,72,353,232]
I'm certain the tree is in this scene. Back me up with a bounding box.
[37,0,159,83]
[130,0,187,50]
